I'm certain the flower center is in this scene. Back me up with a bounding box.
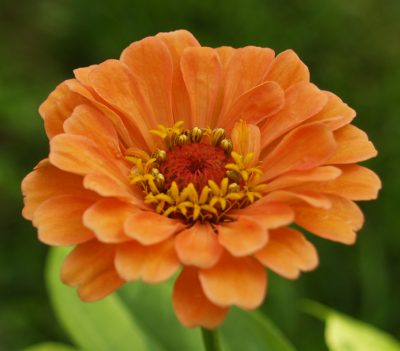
[126,122,267,224]
[159,143,231,192]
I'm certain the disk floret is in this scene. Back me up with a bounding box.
[127,122,267,224]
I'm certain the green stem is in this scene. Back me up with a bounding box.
[201,328,222,351]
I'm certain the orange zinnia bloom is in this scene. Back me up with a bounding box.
[22,30,380,329]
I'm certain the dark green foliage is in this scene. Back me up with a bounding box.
[1,0,399,350]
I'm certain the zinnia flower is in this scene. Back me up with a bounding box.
[22,30,380,329]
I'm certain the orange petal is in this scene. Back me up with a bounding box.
[328,125,377,164]
[50,134,126,181]
[264,190,331,209]
[39,80,88,139]
[175,223,223,268]
[219,81,284,130]
[261,123,337,180]
[254,227,318,279]
[264,49,310,89]
[124,211,185,245]
[260,82,328,148]
[180,47,222,128]
[289,164,381,200]
[78,269,124,302]
[61,240,123,301]
[173,267,228,329]
[21,160,93,220]
[115,239,180,283]
[83,198,138,243]
[89,59,156,150]
[73,64,97,88]
[307,91,356,130]
[294,195,364,245]
[216,46,235,69]
[267,166,342,191]
[218,216,267,257]
[83,173,143,206]
[220,46,275,115]
[65,78,136,149]
[63,104,121,157]
[121,36,174,128]
[199,253,267,309]
[233,201,294,229]
[156,30,200,125]
[33,195,95,245]
[231,120,261,165]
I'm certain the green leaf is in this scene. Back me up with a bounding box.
[303,300,400,351]
[46,247,152,351]
[118,280,204,351]
[220,308,296,351]
[326,313,400,351]
[119,279,296,351]
[22,342,78,351]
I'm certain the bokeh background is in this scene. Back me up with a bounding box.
[1,0,399,350]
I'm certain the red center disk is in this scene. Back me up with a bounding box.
[159,143,231,191]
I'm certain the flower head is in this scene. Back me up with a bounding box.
[22,30,380,329]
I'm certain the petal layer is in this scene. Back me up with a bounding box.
[261,123,337,180]
[290,165,381,200]
[39,81,88,139]
[264,49,310,89]
[89,59,155,149]
[254,227,318,279]
[33,195,95,245]
[21,160,92,220]
[83,198,137,243]
[173,267,228,329]
[234,201,295,229]
[328,125,377,164]
[156,30,200,124]
[115,239,180,283]
[220,81,284,130]
[121,36,174,128]
[63,104,121,157]
[175,223,223,268]
[307,91,356,130]
[260,82,327,148]
[199,253,267,309]
[181,47,222,128]
[267,166,342,192]
[61,240,123,301]
[218,216,267,257]
[124,211,185,245]
[221,46,275,113]
[294,195,364,244]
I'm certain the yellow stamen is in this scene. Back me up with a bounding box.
[127,122,267,223]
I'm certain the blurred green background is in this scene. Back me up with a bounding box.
[1,0,399,350]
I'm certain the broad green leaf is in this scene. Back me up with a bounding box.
[326,313,400,351]
[22,342,78,351]
[303,300,400,351]
[118,280,204,351]
[220,308,296,351]
[119,279,296,351]
[46,247,153,351]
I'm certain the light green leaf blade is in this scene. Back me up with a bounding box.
[46,247,153,351]
[326,313,400,351]
[119,279,296,351]
[220,308,296,351]
[22,342,79,351]
[303,300,400,351]
[118,279,204,351]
